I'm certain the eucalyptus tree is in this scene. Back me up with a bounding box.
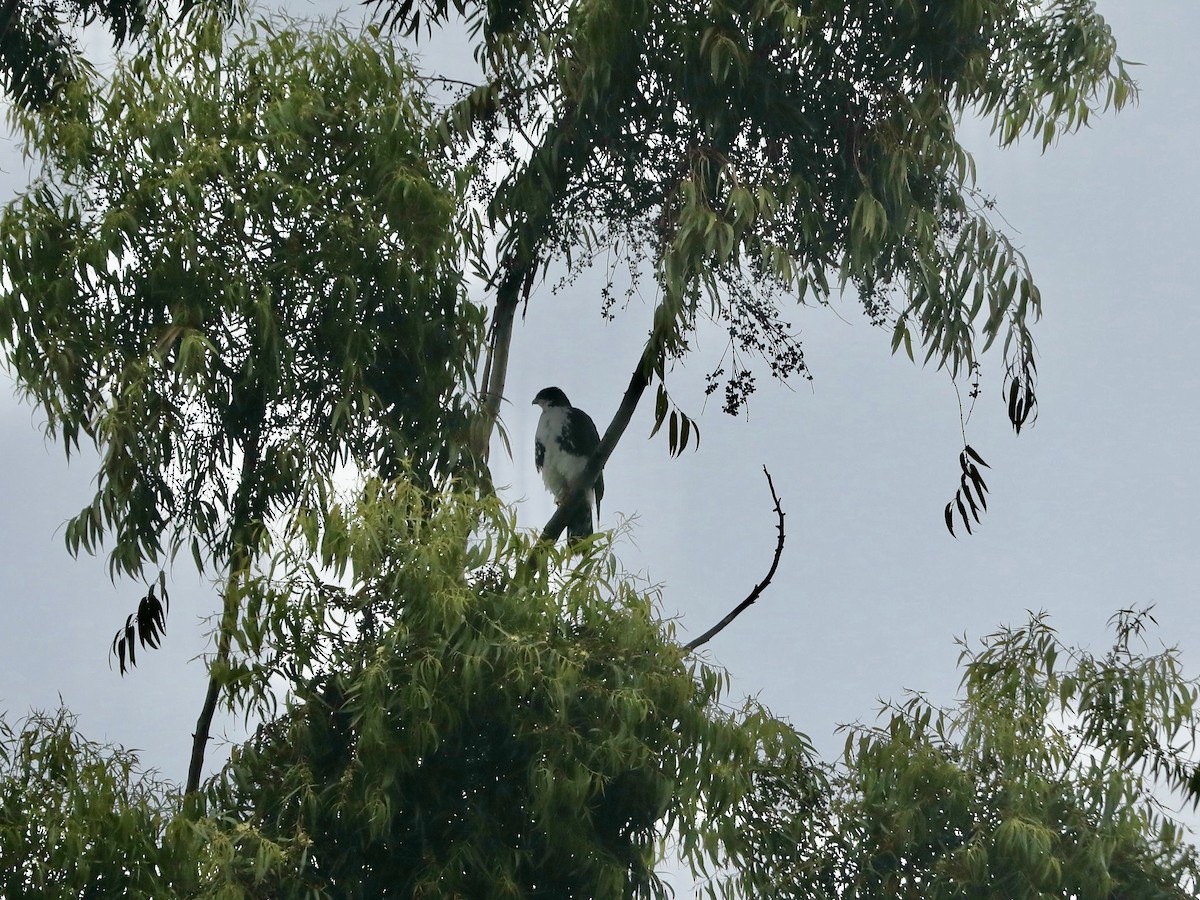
[810,610,1200,899]
[2,1,1192,898]
[201,478,826,899]
[421,0,1138,538]
[0,12,482,792]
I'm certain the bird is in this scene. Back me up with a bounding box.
[533,386,605,542]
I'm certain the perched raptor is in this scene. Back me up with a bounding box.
[533,386,605,541]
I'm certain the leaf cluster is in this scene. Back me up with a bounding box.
[0,12,483,579]
[110,575,170,675]
[820,611,1200,899]
[201,478,824,899]
[944,444,990,538]
[429,0,1135,419]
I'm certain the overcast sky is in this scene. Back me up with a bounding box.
[1,0,1197,858]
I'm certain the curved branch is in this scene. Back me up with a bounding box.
[684,466,786,652]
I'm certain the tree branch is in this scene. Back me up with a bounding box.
[684,467,786,652]
[185,431,262,797]
[471,262,528,466]
[186,566,241,796]
[535,330,661,547]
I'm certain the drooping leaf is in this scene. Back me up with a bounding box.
[965,445,990,469]
[1008,377,1022,426]
[960,476,981,522]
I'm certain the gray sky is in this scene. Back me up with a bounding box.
[1,0,1197,856]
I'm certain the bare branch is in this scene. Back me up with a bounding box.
[535,330,661,548]
[471,262,529,466]
[684,467,786,652]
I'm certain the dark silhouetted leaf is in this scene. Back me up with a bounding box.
[648,385,669,439]
[960,476,980,522]
[968,464,989,499]
[945,501,956,538]
[956,495,972,535]
[970,474,988,511]
[965,444,989,468]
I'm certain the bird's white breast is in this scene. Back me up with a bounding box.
[536,407,593,505]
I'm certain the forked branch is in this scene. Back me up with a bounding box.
[684,466,786,652]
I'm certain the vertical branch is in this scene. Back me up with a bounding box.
[185,559,245,795]
[469,113,592,470]
[185,431,261,797]
[470,262,528,467]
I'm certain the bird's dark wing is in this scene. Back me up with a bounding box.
[564,406,603,516]
[561,407,601,457]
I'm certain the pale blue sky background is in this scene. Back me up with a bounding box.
[1,0,1197,862]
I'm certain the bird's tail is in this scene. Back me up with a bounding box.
[566,502,594,544]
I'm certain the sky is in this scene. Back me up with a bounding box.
[1,0,1198,864]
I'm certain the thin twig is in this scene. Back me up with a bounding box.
[684,466,786,652]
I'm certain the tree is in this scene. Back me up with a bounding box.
[2,1,1192,898]
[206,478,826,898]
[0,0,216,107]
[809,610,1200,899]
[0,481,829,899]
[6,591,1200,896]
[0,10,481,791]
[440,0,1138,520]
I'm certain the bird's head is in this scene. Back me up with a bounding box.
[533,386,571,410]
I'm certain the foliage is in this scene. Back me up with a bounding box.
[0,708,179,896]
[0,12,482,581]
[421,0,1137,422]
[0,481,825,899]
[202,478,825,898]
[2,3,1193,899]
[0,708,303,898]
[1,0,133,108]
[813,610,1200,899]
[8,598,1200,898]
[0,0,229,108]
